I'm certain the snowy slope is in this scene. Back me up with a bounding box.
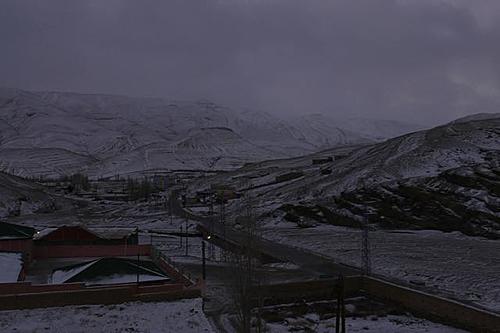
[189,114,500,237]
[0,88,422,178]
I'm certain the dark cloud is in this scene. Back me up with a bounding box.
[1,0,499,125]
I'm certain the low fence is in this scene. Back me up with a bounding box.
[0,282,201,311]
[0,282,86,295]
[0,281,189,296]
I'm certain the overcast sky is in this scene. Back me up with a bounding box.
[1,0,499,125]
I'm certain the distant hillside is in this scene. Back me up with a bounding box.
[190,114,500,238]
[0,88,422,178]
[0,172,74,218]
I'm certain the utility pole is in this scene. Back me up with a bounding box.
[335,274,346,333]
[169,188,174,225]
[180,225,183,247]
[136,227,140,285]
[220,197,226,261]
[182,193,189,256]
[209,194,215,260]
[361,214,372,275]
[185,212,189,256]
[202,240,206,280]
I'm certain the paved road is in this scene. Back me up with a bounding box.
[169,190,360,277]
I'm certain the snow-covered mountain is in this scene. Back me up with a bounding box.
[0,88,422,178]
[189,114,500,238]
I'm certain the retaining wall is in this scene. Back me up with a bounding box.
[252,276,363,306]
[362,276,500,333]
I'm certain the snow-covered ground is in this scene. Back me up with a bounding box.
[265,314,467,333]
[0,252,22,283]
[0,299,213,333]
[262,224,500,312]
[218,296,469,333]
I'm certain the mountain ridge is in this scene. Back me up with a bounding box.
[0,88,424,178]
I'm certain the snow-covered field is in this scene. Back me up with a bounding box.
[262,224,500,312]
[0,299,213,333]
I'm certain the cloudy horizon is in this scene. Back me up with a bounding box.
[1,0,500,126]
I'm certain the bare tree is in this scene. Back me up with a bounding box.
[227,191,263,333]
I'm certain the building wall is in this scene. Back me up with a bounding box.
[33,244,151,259]
[0,239,33,254]
[37,227,100,242]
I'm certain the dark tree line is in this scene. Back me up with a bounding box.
[127,177,154,201]
[62,173,91,192]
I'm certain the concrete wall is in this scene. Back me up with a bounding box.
[362,276,500,333]
[252,276,363,306]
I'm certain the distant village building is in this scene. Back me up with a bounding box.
[312,157,333,165]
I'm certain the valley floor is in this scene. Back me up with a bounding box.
[262,223,500,313]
